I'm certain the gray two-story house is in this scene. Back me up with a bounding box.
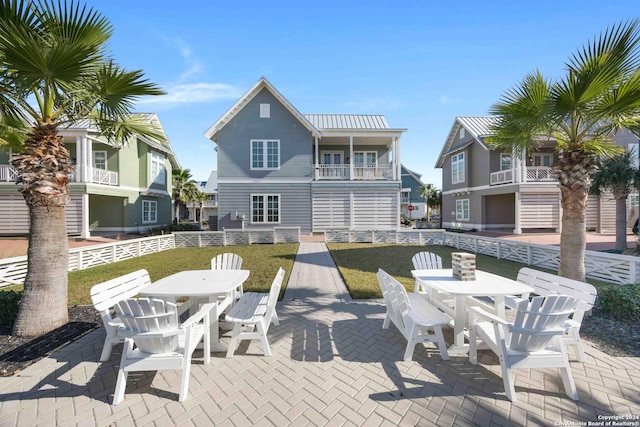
[205,77,407,234]
[437,116,640,233]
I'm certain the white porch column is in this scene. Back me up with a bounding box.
[349,136,354,181]
[513,147,520,183]
[521,150,527,183]
[514,191,522,234]
[394,136,401,181]
[81,193,90,238]
[84,137,92,183]
[314,136,319,179]
[75,136,83,182]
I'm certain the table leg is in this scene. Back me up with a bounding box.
[447,295,470,355]
[208,296,227,353]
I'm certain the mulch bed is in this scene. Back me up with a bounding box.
[0,306,637,377]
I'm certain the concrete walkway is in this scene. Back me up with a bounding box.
[1,242,639,426]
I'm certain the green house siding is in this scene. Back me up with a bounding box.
[90,194,125,228]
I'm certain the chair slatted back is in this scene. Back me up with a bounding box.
[90,269,152,312]
[211,253,243,270]
[115,298,179,354]
[377,269,410,336]
[411,252,443,270]
[509,295,577,352]
[265,267,285,321]
[517,268,596,323]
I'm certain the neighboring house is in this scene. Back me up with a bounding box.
[199,171,219,229]
[205,77,407,234]
[436,116,640,233]
[0,113,179,237]
[400,165,427,219]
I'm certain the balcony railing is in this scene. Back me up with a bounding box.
[490,166,558,186]
[316,164,394,180]
[0,165,118,186]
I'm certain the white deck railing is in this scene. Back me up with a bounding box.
[0,228,301,288]
[0,165,118,185]
[490,166,559,186]
[0,165,18,182]
[324,229,640,286]
[316,164,394,180]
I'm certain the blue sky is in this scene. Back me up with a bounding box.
[90,1,638,186]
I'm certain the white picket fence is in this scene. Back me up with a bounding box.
[0,227,301,288]
[324,229,640,286]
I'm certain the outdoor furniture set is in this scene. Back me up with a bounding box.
[378,250,597,402]
[90,253,283,405]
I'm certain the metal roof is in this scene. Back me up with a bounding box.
[303,114,389,130]
[456,116,499,140]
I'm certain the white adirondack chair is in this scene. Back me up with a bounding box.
[112,298,215,405]
[225,267,284,358]
[469,294,579,402]
[411,251,443,293]
[211,253,244,300]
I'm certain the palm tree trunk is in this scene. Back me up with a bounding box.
[615,196,628,252]
[11,123,71,337]
[12,205,69,336]
[559,183,588,281]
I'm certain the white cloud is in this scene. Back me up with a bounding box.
[138,83,244,106]
[439,95,453,105]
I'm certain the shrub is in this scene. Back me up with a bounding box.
[0,290,22,329]
[597,283,640,321]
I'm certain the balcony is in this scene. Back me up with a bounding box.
[316,164,394,180]
[490,166,558,186]
[0,165,118,186]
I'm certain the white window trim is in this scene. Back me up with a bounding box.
[456,199,469,221]
[142,200,157,224]
[151,151,166,185]
[500,153,512,171]
[250,193,281,224]
[451,151,465,184]
[533,153,552,167]
[353,151,378,166]
[93,151,107,170]
[321,150,344,164]
[250,139,280,170]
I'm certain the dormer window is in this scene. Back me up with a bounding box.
[260,103,270,118]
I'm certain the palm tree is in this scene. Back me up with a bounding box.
[171,168,197,223]
[0,1,165,337]
[590,151,640,251]
[419,184,437,221]
[488,20,640,281]
[185,187,207,227]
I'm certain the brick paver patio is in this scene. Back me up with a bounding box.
[0,242,638,426]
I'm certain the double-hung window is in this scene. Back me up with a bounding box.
[251,140,280,169]
[142,200,157,223]
[151,151,166,184]
[251,194,280,224]
[93,151,107,170]
[456,199,469,221]
[354,151,377,167]
[451,152,465,184]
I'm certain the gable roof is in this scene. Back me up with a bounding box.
[205,77,321,141]
[435,116,499,168]
[401,164,424,185]
[59,113,180,168]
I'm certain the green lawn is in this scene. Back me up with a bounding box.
[2,242,614,306]
[3,244,298,306]
[326,243,612,299]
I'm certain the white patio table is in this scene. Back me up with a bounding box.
[411,268,534,355]
[140,269,250,353]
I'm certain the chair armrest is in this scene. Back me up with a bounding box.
[181,302,216,329]
[469,306,511,326]
[119,329,182,339]
[504,296,527,309]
